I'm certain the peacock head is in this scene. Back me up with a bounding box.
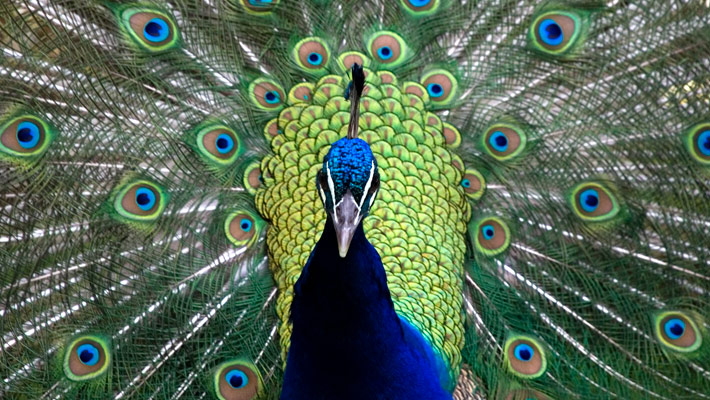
[317,137,380,258]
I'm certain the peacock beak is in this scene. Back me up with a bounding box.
[332,190,362,258]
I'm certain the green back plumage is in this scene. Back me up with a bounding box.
[1,0,709,399]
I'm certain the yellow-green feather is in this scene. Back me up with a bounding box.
[254,67,471,383]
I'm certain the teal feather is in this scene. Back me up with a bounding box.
[1,1,709,399]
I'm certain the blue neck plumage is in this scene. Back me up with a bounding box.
[281,217,452,400]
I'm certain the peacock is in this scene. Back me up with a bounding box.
[1,0,709,399]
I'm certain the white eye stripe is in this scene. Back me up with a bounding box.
[318,185,327,205]
[359,161,376,210]
[326,165,338,224]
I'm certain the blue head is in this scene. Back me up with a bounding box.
[317,137,380,257]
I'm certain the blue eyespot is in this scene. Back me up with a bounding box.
[215,133,234,154]
[697,130,710,156]
[489,130,508,152]
[664,318,686,340]
[481,224,495,240]
[143,18,169,43]
[249,0,274,6]
[409,0,431,5]
[377,46,393,60]
[427,83,444,98]
[514,343,534,362]
[538,19,563,46]
[240,218,252,232]
[16,121,41,149]
[264,91,280,104]
[579,189,599,213]
[77,343,100,366]
[135,187,156,211]
[307,52,322,66]
[225,369,248,389]
[461,178,471,188]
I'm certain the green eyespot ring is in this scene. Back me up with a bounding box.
[195,124,243,166]
[118,7,180,52]
[654,311,703,353]
[367,31,408,68]
[293,37,330,73]
[243,162,263,195]
[288,83,315,104]
[461,169,486,200]
[240,0,279,15]
[337,51,370,72]
[63,335,110,381]
[224,210,263,248]
[504,335,547,379]
[113,180,167,222]
[420,69,457,107]
[569,182,619,222]
[399,0,440,17]
[685,122,710,165]
[0,114,54,159]
[482,123,527,161]
[249,78,286,111]
[472,216,510,256]
[530,11,582,56]
[213,359,263,400]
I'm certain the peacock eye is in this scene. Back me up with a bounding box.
[504,336,546,379]
[530,11,581,55]
[263,118,280,139]
[400,0,440,16]
[114,180,166,221]
[461,169,486,200]
[0,115,53,158]
[288,83,314,104]
[367,31,408,67]
[473,217,510,256]
[686,123,710,165]
[249,78,285,110]
[338,51,370,71]
[293,37,330,73]
[570,183,618,222]
[63,336,110,381]
[243,162,263,195]
[120,9,179,52]
[655,311,702,352]
[483,124,527,161]
[239,0,279,15]
[214,360,261,400]
[442,122,461,148]
[420,69,457,107]
[195,125,241,166]
[225,211,262,248]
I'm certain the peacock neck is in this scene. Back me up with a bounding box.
[290,216,398,334]
[282,217,451,400]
